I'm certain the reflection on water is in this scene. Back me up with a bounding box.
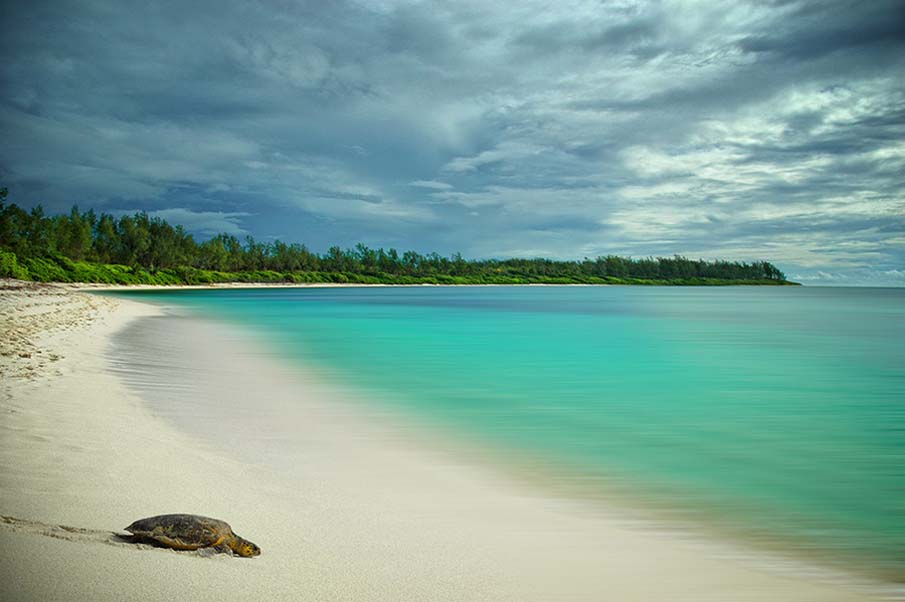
[109,286,905,580]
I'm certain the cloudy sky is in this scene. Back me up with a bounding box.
[1,0,903,284]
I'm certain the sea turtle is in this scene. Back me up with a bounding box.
[124,514,261,557]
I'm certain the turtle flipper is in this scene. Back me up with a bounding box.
[152,534,205,551]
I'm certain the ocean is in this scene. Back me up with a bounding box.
[108,285,905,578]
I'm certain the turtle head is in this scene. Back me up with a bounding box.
[232,537,261,557]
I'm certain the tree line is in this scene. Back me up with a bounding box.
[0,189,790,285]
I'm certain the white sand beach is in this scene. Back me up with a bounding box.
[0,281,892,601]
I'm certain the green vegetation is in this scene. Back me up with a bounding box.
[0,188,794,286]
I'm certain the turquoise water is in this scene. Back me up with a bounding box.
[114,286,905,575]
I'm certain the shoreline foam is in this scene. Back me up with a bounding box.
[0,281,894,601]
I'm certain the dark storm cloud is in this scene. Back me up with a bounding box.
[737,0,905,61]
[1,0,903,284]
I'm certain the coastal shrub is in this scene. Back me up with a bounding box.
[23,257,71,282]
[286,271,322,283]
[104,265,133,283]
[284,271,308,283]
[61,258,122,284]
[346,273,386,284]
[169,266,229,285]
[183,267,214,284]
[0,250,30,279]
[148,269,183,285]
[108,265,147,285]
[249,270,287,283]
[71,261,111,283]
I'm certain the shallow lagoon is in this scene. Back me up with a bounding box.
[112,286,905,577]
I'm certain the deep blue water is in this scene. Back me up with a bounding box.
[112,286,905,574]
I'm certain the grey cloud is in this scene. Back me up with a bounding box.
[513,15,664,60]
[143,208,251,236]
[409,180,453,190]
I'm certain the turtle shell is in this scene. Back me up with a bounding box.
[125,514,234,550]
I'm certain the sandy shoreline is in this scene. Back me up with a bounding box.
[0,280,893,601]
